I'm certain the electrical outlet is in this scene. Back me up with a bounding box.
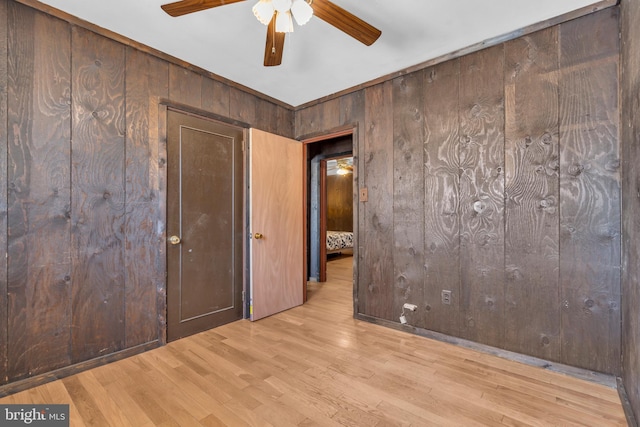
[441,290,452,305]
[359,187,368,202]
[403,303,417,311]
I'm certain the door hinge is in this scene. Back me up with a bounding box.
[241,140,245,151]
[242,290,246,302]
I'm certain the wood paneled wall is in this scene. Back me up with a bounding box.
[326,174,353,232]
[621,0,640,420]
[0,0,293,385]
[0,0,627,389]
[296,8,621,375]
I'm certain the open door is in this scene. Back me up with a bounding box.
[249,129,304,321]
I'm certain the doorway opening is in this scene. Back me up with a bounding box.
[305,132,355,302]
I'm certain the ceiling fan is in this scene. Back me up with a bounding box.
[160,0,382,66]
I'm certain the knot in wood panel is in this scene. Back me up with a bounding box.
[506,265,523,281]
[525,136,533,147]
[427,69,437,83]
[538,196,557,214]
[466,317,476,328]
[541,132,554,145]
[568,163,585,177]
[605,157,620,172]
[470,103,484,118]
[397,273,407,286]
[461,135,472,148]
[473,200,487,213]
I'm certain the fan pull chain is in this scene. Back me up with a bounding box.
[271,13,277,55]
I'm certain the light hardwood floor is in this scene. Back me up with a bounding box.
[0,256,627,426]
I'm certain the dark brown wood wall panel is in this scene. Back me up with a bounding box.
[295,98,340,138]
[326,174,353,232]
[359,82,394,320]
[458,45,506,348]
[294,94,357,138]
[0,0,8,384]
[0,0,623,387]
[298,9,620,375]
[558,9,620,374]
[169,65,202,108]
[340,91,364,311]
[229,87,256,125]
[295,104,319,137]
[124,48,168,348]
[423,60,461,336]
[503,28,561,361]
[256,98,278,134]
[340,91,364,128]
[621,0,640,417]
[70,27,126,363]
[276,104,294,138]
[7,4,71,381]
[392,72,425,325]
[0,0,290,387]
[201,78,230,118]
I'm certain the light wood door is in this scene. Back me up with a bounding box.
[166,110,244,341]
[249,129,304,321]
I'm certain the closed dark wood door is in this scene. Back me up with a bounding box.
[167,110,244,341]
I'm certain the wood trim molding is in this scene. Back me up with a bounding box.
[156,103,169,346]
[0,342,160,398]
[13,0,295,110]
[617,377,640,427]
[355,312,619,389]
[302,143,309,302]
[300,125,355,144]
[15,0,615,111]
[319,159,328,282]
[162,100,251,129]
[295,0,619,110]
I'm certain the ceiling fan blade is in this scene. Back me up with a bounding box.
[161,0,245,17]
[264,15,285,67]
[311,0,381,46]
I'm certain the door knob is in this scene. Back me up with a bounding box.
[253,233,264,239]
[168,235,181,245]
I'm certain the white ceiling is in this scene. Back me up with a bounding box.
[35,0,604,107]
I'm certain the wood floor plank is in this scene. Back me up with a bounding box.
[0,255,627,426]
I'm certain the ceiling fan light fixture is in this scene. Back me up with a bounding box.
[275,10,294,33]
[272,0,292,13]
[290,0,313,26]
[252,0,274,25]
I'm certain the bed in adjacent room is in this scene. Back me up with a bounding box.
[326,230,353,254]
